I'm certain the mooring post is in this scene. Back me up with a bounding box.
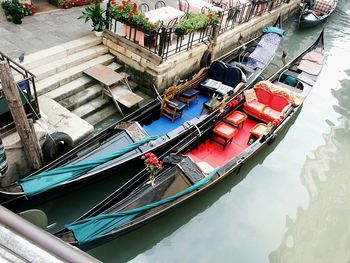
[0,61,44,170]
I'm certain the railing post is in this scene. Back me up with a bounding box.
[158,26,167,58]
[105,0,111,30]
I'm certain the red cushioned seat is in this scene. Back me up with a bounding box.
[225,111,247,128]
[250,123,267,138]
[269,95,289,112]
[255,88,272,104]
[212,122,238,149]
[243,101,266,116]
[248,123,268,144]
[262,107,281,123]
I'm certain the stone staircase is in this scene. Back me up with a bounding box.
[16,34,152,143]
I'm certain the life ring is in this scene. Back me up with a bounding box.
[42,132,74,163]
[200,50,212,68]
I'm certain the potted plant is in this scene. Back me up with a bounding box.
[109,0,160,35]
[175,11,219,36]
[79,2,107,36]
[1,0,25,24]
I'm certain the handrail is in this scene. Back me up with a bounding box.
[0,205,101,263]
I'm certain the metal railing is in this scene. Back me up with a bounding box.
[0,52,40,132]
[106,0,292,59]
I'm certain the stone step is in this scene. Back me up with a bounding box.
[46,62,122,101]
[32,45,109,81]
[134,90,154,107]
[18,35,102,70]
[60,84,103,111]
[85,104,120,127]
[72,95,111,119]
[36,54,115,96]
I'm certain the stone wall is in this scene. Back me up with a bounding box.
[103,0,300,94]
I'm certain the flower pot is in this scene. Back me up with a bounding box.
[12,15,22,24]
[94,30,103,37]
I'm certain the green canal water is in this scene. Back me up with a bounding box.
[40,2,350,262]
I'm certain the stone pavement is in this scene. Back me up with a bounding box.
[0,7,92,59]
[0,0,176,60]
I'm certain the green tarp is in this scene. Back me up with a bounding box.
[19,136,158,196]
[66,167,220,245]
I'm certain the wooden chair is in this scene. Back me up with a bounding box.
[138,3,150,13]
[155,0,166,9]
[178,0,189,14]
[160,86,186,121]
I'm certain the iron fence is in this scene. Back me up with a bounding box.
[106,0,292,59]
[0,52,40,132]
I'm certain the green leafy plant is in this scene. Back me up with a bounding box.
[175,11,220,35]
[109,0,160,34]
[1,0,27,24]
[79,2,107,32]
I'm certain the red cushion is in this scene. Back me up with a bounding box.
[213,122,238,139]
[262,107,280,122]
[269,95,289,112]
[255,88,272,105]
[243,101,266,116]
[250,123,267,138]
[225,111,247,125]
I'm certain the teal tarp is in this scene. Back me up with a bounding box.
[19,136,159,196]
[262,26,285,37]
[66,167,220,245]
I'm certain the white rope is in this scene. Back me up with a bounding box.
[16,83,57,141]
[185,121,202,137]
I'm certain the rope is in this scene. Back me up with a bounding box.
[19,135,159,196]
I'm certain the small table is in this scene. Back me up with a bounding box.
[248,123,267,144]
[84,64,143,116]
[225,111,247,129]
[211,122,238,149]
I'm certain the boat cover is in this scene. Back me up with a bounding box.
[66,167,220,245]
[245,32,283,69]
[19,136,158,196]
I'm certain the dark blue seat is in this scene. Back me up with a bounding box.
[166,99,186,111]
[208,60,227,82]
[179,88,200,107]
[199,60,228,97]
[222,66,242,88]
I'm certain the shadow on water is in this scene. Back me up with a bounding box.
[88,115,299,263]
[269,79,350,262]
[37,164,143,233]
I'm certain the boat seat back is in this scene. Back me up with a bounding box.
[222,66,242,88]
[312,0,333,13]
[177,156,205,184]
[208,60,227,82]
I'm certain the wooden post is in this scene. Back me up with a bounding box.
[0,61,44,170]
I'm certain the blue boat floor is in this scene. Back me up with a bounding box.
[143,94,209,136]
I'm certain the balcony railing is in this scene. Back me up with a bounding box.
[106,0,291,60]
[0,52,40,134]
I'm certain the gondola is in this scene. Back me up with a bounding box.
[298,0,337,28]
[54,30,325,250]
[0,18,284,212]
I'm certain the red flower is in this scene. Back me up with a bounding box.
[118,4,123,9]
[111,0,116,4]
[128,11,133,18]
[133,2,137,11]
[121,0,126,4]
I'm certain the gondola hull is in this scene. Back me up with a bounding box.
[0,18,284,212]
[55,30,325,250]
[298,0,338,28]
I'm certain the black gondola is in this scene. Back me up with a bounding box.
[298,0,337,28]
[54,31,325,250]
[0,18,284,212]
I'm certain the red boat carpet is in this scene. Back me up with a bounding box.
[187,118,258,168]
